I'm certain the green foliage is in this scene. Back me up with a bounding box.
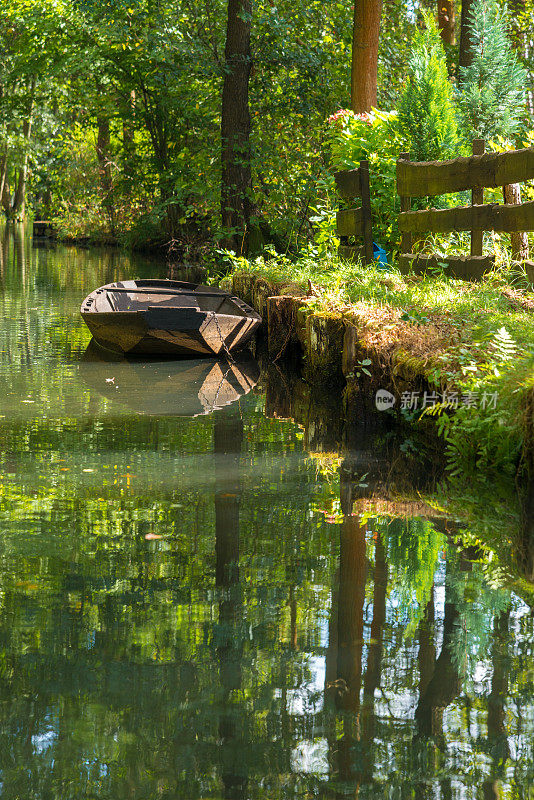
[2,0,532,260]
[398,14,461,161]
[511,0,534,108]
[227,249,534,485]
[457,0,528,142]
[1,0,359,248]
[324,107,404,248]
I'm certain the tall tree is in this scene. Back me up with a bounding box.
[459,0,476,67]
[438,0,456,45]
[221,0,253,251]
[332,513,368,793]
[457,0,527,139]
[351,0,383,112]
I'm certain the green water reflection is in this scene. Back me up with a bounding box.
[0,226,532,799]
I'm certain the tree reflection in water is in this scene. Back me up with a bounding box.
[0,228,531,799]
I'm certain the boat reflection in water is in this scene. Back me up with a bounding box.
[80,339,260,416]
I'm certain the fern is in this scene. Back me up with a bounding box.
[490,326,517,362]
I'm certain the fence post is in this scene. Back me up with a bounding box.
[503,182,529,262]
[471,138,485,257]
[359,159,373,264]
[398,152,412,255]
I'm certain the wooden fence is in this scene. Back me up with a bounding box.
[335,160,374,265]
[397,142,534,280]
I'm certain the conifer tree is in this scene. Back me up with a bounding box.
[398,14,460,161]
[457,0,527,141]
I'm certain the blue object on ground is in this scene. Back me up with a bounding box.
[373,242,388,267]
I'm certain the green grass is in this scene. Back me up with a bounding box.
[218,248,534,478]
[221,248,534,358]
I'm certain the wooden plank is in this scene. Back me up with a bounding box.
[471,139,485,257]
[338,245,365,263]
[335,169,362,199]
[396,146,534,197]
[107,287,231,298]
[398,200,534,234]
[336,207,364,237]
[398,253,495,280]
[398,152,412,255]
[503,183,529,261]
[359,159,374,264]
[519,260,534,284]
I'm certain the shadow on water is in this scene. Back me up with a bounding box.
[0,228,531,799]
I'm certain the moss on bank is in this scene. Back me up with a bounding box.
[219,252,534,482]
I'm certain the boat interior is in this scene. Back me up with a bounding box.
[84,284,251,318]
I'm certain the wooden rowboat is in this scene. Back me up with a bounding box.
[80,279,262,357]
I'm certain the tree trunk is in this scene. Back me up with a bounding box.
[334,514,367,796]
[10,77,36,220]
[482,609,510,800]
[361,532,387,778]
[362,533,387,704]
[336,515,367,713]
[459,0,476,70]
[415,558,471,740]
[351,0,383,113]
[12,120,32,218]
[122,90,136,194]
[418,592,436,695]
[138,88,182,238]
[503,183,529,261]
[96,116,115,236]
[221,0,253,251]
[0,150,7,208]
[438,0,456,45]
[2,174,11,217]
[508,0,534,116]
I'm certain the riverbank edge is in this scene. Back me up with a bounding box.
[230,270,534,478]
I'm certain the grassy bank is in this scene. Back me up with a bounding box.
[219,250,534,482]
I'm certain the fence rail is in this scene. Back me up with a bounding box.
[398,200,534,235]
[397,146,534,196]
[396,142,534,278]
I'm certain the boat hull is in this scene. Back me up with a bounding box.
[80,280,262,357]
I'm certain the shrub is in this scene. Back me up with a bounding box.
[324,107,405,249]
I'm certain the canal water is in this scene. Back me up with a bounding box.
[0,227,532,799]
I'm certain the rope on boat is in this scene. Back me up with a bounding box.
[209,311,235,363]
